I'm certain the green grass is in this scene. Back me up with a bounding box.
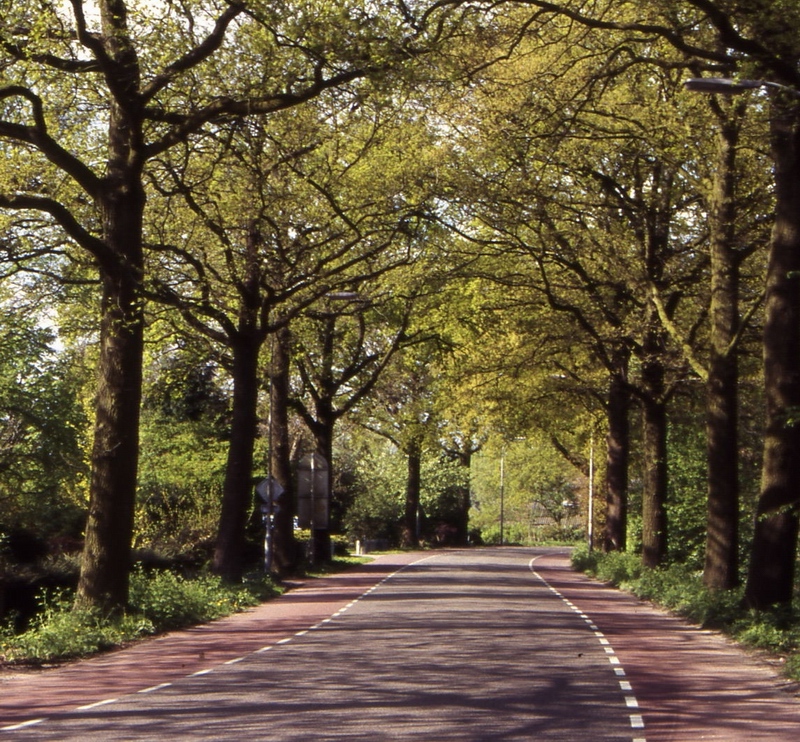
[0,568,282,664]
[571,546,800,682]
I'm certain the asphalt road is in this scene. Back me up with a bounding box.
[2,547,799,740]
[2,549,643,740]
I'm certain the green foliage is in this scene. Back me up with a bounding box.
[0,589,154,663]
[665,421,708,569]
[471,435,587,545]
[0,304,90,544]
[128,569,268,630]
[340,438,405,542]
[479,522,522,546]
[731,612,800,655]
[571,545,643,584]
[339,431,470,545]
[596,551,645,587]
[570,544,600,573]
[135,348,232,558]
[572,550,800,682]
[1,570,280,664]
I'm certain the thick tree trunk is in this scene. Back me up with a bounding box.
[604,354,630,552]
[309,406,335,564]
[270,326,297,575]
[704,116,741,591]
[744,102,800,609]
[402,439,422,548]
[75,2,147,613]
[77,255,144,610]
[213,337,261,582]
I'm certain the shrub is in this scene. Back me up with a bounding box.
[570,544,600,574]
[572,550,800,683]
[128,569,269,630]
[1,570,280,664]
[0,589,154,663]
[595,551,643,586]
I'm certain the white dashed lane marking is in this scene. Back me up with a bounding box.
[1,556,438,734]
[530,556,647,742]
[75,698,118,711]
[0,719,47,732]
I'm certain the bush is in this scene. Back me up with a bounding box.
[1,570,280,664]
[572,550,800,683]
[595,552,643,586]
[570,544,600,573]
[0,589,154,662]
[128,568,273,630]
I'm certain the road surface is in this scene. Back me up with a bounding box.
[1,548,798,740]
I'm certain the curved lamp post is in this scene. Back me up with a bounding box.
[685,74,800,607]
[684,77,800,97]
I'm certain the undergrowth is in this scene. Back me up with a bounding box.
[0,568,282,664]
[572,546,800,683]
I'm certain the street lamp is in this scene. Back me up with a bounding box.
[684,77,800,97]
[685,73,800,606]
[499,451,505,546]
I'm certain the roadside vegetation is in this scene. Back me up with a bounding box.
[572,547,800,684]
[2,0,800,677]
[0,554,375,666]
[0,568,281,665]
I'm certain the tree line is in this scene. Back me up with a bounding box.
[0,0,798,615]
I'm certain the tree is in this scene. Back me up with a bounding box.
[479,0,800,606]
[290,290,419,556]
[0,0,448,608]
[439,20,714,567]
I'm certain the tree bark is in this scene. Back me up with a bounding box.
[212,336,261,582]
[76,3,146,610]
[270,325,297,575]
[604,351,630,552]
[640,329,668,569]
[402,438,423,548]
[743,100,800,609]
[454,450,472,546]
[77,233,144,610]
[704,114,742,591]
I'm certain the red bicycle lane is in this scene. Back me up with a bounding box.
[533,550,800,741]
[0,552,426,730]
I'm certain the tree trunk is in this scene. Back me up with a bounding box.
[76,252,144,610]
[213,337,261,582]
[309,402,335,564]
[641,338,668,569]
[604,353,630,552]
[744,101,800,609]
[455,450,472,546]
[73,1,150,612]
[704,115,741,591]
[76,57,146,609]
[270,325,297,575]
[402,438,422,548]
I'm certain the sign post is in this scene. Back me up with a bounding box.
[256,476,285,572]
[296,453,329,564]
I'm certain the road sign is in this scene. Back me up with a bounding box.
[296,453,329,529]
[256,476,285,503]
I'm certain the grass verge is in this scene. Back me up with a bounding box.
[0,567,282,665]
[571,545,800,683]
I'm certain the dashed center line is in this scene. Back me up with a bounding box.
[75,698,118,711]
[530,556,647,742]
[0,556,438,735]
